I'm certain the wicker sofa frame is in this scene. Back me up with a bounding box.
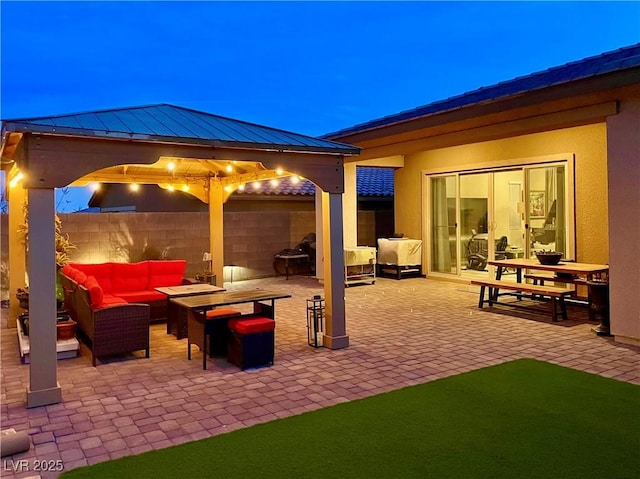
[76,284,150,366]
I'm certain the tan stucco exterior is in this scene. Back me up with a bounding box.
[395,123,609,265]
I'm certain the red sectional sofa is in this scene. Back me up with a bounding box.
[60,260,189,366]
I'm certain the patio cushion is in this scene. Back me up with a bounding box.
[147,260,187,289]
[205,308,242,320]
[229,317,275,335]
[66,268,87,285]
[72,262,114,293]
[111,262,149,293]
[84,275,104,307]
[115,290,167,303]
[101,294,128,306]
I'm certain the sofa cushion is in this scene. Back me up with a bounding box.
[84,275,104,308]
[147,260,187,289]
[71,263,114,293]
[67,268,87,285]
[114,290,167,303]
[111,262,150,293]
[101,294,128,306]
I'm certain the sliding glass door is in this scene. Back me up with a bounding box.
[427,161,572,278]
[525,164,568,258]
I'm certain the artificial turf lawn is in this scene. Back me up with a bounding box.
[61,359,640,479]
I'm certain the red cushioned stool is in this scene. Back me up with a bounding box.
[188,308,242,369]
[227,317,275,370]
[205,308,242,357]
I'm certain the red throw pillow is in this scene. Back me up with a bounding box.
[84,275,104,307]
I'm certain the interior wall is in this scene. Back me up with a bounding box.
[396,123,608,265]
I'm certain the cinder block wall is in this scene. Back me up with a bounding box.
[57,211,317,282]
[1,209,369,286]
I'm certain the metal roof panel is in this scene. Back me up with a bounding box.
[3,104,360,155]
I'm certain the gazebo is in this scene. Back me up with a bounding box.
[0,104,360,407]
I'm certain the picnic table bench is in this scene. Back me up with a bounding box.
[471,279,573,322]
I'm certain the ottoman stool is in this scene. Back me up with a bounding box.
[227,317,275,370]
[188,308,242,369]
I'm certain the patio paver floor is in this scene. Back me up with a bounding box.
[1,276,639,478]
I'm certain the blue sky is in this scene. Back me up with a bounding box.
[1,1,639,211]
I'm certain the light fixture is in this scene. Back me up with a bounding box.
[291,175,300,184]
[226,164,233,173]
[167,161,175,171]
[90,182,101,191]
[270,179,279,187]
[224,185,233,192]
[9,172,24,187]
[237,183,245,191]
[167,184,175,192]
[252,181,261,189]
[130,183,139,192]
[276,168,283,175]
[182,184,190,192]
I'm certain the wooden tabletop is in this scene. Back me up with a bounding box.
[170,289,292,310]
[488,258,609,274]
[155,284,225,296]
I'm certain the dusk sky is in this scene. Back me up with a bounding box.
[1,1,639,211]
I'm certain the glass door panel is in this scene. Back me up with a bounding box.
[526,165,567,258]
[492,170,524,259]
[460,173,489,275]
[430,175,457,274]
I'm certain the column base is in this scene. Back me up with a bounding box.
[323,334,349,349]
[26,383,62,408]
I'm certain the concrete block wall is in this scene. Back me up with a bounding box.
[1,209,371,287]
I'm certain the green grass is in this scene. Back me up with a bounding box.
[61,359,640,479]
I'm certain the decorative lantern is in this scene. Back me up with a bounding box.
[306,295,324,348]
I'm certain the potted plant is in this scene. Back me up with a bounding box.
[17,202,77,340]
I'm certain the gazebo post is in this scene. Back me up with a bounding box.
[8,182,26,328]
[342,163,358,248]
[208,178,225,286]
[26,188,61,408]
[322,191,349,349]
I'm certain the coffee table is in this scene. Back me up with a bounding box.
[155,284,225,339]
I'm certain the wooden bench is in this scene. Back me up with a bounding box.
[471,279,573,322]
[524,273,588,286]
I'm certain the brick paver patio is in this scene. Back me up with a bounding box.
[1,276,638,478]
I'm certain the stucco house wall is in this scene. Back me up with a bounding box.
[395,123,609,265]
